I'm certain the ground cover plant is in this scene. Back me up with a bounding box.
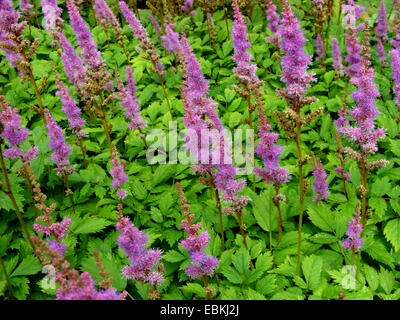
[0,0,400,300]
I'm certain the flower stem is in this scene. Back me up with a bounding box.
[154,68,174,121]
[203,275,211,300]
[213,187,225,248]
[0,254,14,299]
[274,185,283,243]
[78,139,88,169]
[0,144,35,252]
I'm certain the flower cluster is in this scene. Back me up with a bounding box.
[149,15,161,34]
[160,22,180,54]
[232,0,259,86]
[342,207,363,251]
[33,217,72,240]
[182,0,193,12]
[334,166,350,181]
[311,158,329,203]
[93,0,119,29]
[117,66,147,131]
[316,34,324,61]
[19,0,33,13]
[254,108,290,186]
[0,98,37,162]
[41,0,63,33]
[331,37,343,74]
[119,1,165,75]
[110,143,128,200]
[390,49,400,106]
[376,1,388,42]
[265,0,280,44]
[177,182,218,279]
[43,108,71,173]
[55,79,86,138]
[277,0,316,102]
[116,210,164,286]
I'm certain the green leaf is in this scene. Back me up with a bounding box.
[255,252,273,272]
[390,139,400,157]
[255,274,277,296]
[246,288,265,300]
[232,248,250,275]
[11,256,41,277]
[379,267,395,295]
[363,265,379,291]
[371,177,391,197]
[221,266,243,284]
[324,70,336,85]
[180,283,205,297]
[253,186,277,232]
[73,217,112,234]
[302,255,323,291]
[163,250,186,263]
[309,233,337,244]
[307,203,335,233]
[130,179,147,200]
[383,219,400,251]
[365,239,395,269]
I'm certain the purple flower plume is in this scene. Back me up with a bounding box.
[232,0,259,85]
[332,37,343,74]
[342,207,363,251]
[55,79,86,138]
[149,15,161,34]
[119,1,164,75]
[182,0,193,12]
[254,109,290,186]
[160,22,180,54]
[19,0,33,13]
[391,49,400,106]
[376,1,388,42]
[316,34,324,61]
[116,214,164,286]
[117,66,147,131]
[278,0,316,101]
[311,158,329,203]
[110,143,128,200]
[0,99,37,163]
[265,0,280,42]
[93,0,119,29]
[44,108,71,173]
[41,0,63,33]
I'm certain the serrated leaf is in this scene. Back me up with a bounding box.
[307,203,335,233]
[180,283,205,297]
[232,248,250,275]
[11,256,41,277]
[221,266,243,284]
[302,255,323,291]
[383,219,400,251]
[163,250,186,263]
[253,186,277,232]
[73,217,112,234]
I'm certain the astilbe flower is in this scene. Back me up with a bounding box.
[265,0,280,44]
[43,108,71,173]
[332,37,343,74]
[116,211,164,286]
[160,22,180,54]
[334,166,350,181]
[182,0,193,12]
[254,109,290,186]
[33,217,72,240]
[377,39,386,63]
[376,1,388,42]
[149,15,161,34]
[109,143,128,200]
[119,1,165,75]
[232,0,259,86]
[0,0,26,70]
[277,0,316,102]
[19,0,32,13]
[67,0,112,90]
[0,99,37,162]
[31,236,127,300]
[311,158,329,203]
[180,33,249,212]
[316,34,324,61]
[342,206,363,251]
[177,182,218,279]
[41,0,63,33]
[57,32,88,93]
[55,79,86,138]
[390,49,400,106]
[93,0,119,29]
[117,66,146,130]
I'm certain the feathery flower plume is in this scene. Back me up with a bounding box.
[376,1,388,42]
[177,182,219,279]
[31,236,127,300]
[334,166,350,181]
[254,109,290,186]
[277,0,316,102]
[57,32,88,93]
[377,39,386,63]
[19,0,33,13]
[66,0,112,90]
[311,158,329,203]
[342,205,363,251]
[0,0,26,70]
[119,1,165,75]
[182,0,193,12]
[316,34,324,61]
[43,108,71,173]
[116,207,164,287]
[149,15,161,34]
[160,22,180,54]
[117,66,147,131]
[0,98,37,162]
[41,0,63,33]
[390,49,400,106]
[55,79,86,138]
[110,143,128,200]
[265,0,280,44]
[331,37,343,74]
[232,0,259,86]
[93,0,119,29]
